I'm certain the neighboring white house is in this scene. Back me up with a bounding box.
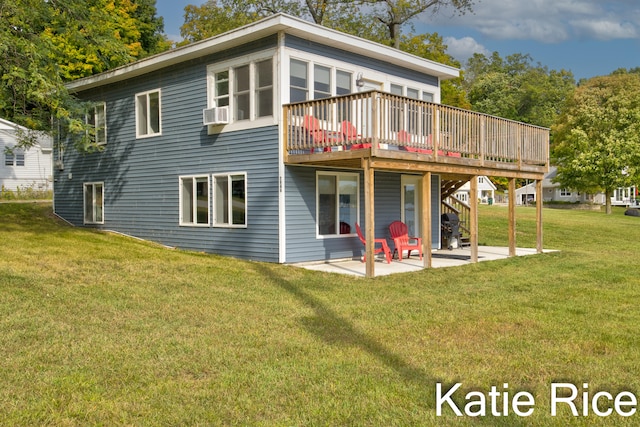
[454,176,497,204]
[0,118,52,192]
[515,166,606,205]
[612,186,638,207]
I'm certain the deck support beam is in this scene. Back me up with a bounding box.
[508,178,517,257]
[536,178,543,253]
[422,172,432,268]
[470,175,478,263]
[364,159,375,278]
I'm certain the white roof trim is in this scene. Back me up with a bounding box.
[66,13,459,92]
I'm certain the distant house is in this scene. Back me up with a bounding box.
[516,166,638,206]
[611,186,638,207]
[0,118,52,192]
[454,176,497,204]
[53,14,549,276]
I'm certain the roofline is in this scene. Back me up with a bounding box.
[0,117,28,132]
[66,13,460,92]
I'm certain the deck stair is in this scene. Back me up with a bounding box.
[441,180,471,247]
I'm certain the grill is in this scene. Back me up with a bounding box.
[441,212,461,250]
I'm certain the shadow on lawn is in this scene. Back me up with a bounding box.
[252,263,439,406]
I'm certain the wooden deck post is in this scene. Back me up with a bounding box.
[364,159,375,278]
[470,175,478,263]
[508,178,516,257]
[422,172,432,268]
[536,178,543,253]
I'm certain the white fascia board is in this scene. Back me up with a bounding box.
[66,13,459,93]
[277,15,459,80]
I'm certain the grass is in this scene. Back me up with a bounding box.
[0,184,52,200]
[1,202,640,425]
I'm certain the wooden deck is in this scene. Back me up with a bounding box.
[283,91,549,180]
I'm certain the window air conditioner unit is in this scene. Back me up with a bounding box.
[203,106,229,125]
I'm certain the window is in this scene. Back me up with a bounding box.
[314,65,331,100]
[255,59,273,117]
[213,71,229,108]
[214,173,246,226]
[317,172,359,237]
[84,182,104,224]
[234,64,250,121]
[210,58,273,123]
[180,176,210,226]
[290,59,308,103]
[336,70,353,121]
[4,149,24,167]
[390,84,403,96]
[336,70,352,96]
[406,88,420,134]
[87,102,107,145]
[390,85,404,132]
[422,92,434,102]
[136,89,161,138]
[560,189,572,197]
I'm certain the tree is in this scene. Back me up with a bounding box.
[365,0,475,49]
[0,0,168,150]
[130,0,172,56]
[179,0,475,50]
[179,0,263,43]
[399,32,469,108]
[465,52,575,128]
[552,72,640,214]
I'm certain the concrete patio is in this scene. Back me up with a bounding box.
[294,246,555,277]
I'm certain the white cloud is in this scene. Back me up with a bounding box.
[444,36,490,63]
[570,18,638,40]
[421,0,640,43]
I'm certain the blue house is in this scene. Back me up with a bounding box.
[53,14,549,277]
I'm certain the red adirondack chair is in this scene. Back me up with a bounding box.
[355,223,392,264]
[388,220,423,261]
[303,115,343,152]
[398,130,433,154]
[341,120,371,149]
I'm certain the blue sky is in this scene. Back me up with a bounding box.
[156,0,639,80]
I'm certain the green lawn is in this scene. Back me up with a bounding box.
[1,202,640,426]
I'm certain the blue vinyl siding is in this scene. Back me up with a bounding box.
[285,35,439,87]
[54,37,280,262]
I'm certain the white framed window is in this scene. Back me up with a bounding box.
[255,59,273,117]
[290,58,308,103]
[213,173,247,227]
[336,70,352,96]
[290,59,357,102]
[84,182,104,224]
[336,69,353,121]
[560,189,572,197]
[213,70,230,108]
[179,175,210,226]
[234,64,250,121]
[135,89,161,138]
[87,102,107,145]
[316,171,359,237]
[4,149,24,167]
[390,84,403,96]
[314,64,331,100]
[209,56,274,125]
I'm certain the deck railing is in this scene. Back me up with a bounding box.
[284,91,549,167]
